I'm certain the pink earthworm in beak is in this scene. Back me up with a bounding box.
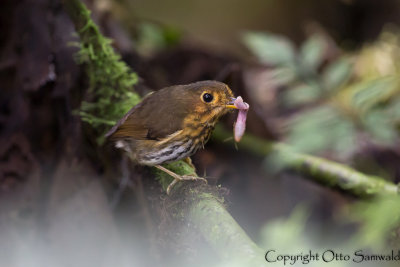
[232,96,249,142]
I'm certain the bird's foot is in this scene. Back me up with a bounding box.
[166,175,207,195]
[154,165,207,194]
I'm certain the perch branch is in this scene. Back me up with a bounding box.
[213,125,399,197]
[187,191,265,265]
[155,161,265,264]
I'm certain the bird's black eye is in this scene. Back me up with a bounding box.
[202,93,213,103]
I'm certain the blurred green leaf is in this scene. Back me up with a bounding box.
[330,119,357,157]
[363,110,398,145]
[322,58,353,92]
[259,204,310,249]
[387,96,400,121]
[287,106,356,155]
[349,76,399,114]
[163,26,182,45]
[299,35,326,73]
[269,67,296,85]
[136,22,181,56]
[348,195,400,249]
[283,82,321,107]
[243,32,296,66]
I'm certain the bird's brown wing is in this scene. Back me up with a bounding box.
[105,101,148,140]
[106,88,189,141]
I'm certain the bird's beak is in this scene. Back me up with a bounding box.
[225,97,238,109]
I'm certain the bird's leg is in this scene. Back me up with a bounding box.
[154,165,207,194]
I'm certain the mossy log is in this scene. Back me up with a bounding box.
[187,191,265,266]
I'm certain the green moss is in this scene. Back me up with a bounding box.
[68,0,140,144]
[188,194,264,260]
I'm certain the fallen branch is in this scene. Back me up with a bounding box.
[213,125,399,197]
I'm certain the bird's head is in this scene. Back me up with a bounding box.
[174,80,238,124]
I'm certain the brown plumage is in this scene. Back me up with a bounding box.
[106,80,238,193]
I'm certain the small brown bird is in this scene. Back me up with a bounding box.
[106,80,240,193]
